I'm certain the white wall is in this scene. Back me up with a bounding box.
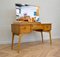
[0,0,60,44]
[40,0,60,39]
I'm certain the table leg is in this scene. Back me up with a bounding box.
[18,34,21,53]
[49,31,52,45]
[41,31,43,43]
[11,33,14,49]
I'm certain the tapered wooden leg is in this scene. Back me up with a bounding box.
[49,31,52,45]
[11,33,14,49]
[18,34,21,53]
[41,31,43,43]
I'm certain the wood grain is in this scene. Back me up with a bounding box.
[0,39,60,57]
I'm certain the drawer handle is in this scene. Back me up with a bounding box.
[46,26,49,28]
[23,27,26,29]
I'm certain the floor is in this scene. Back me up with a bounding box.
[0,39,60,57]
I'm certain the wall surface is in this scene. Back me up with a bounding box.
[0,0,60,44]
[40,0,60,39]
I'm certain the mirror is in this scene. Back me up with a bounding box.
[15,4,40,22]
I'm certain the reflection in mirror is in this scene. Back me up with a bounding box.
[15,4,40,22]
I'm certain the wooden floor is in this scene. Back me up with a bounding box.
[0,39,60,57]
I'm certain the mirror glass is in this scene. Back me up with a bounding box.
[15,4,40,22]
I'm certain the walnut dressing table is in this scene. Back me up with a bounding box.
[11,21,52,53]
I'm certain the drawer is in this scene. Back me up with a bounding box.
[32,24,43,30]
[20,25,31,33]
[43,24,51,31]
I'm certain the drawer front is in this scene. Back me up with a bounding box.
[32,24,43,30]
[20,25,31,33]
[43,24,51,31]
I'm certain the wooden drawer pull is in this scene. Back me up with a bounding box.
[23,27,26,29]
[46,26,49,28]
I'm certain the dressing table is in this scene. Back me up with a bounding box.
[11,18,52,53]
[11,4,52,53]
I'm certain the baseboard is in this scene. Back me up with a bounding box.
[0,37,60,44]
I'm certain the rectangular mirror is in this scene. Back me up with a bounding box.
[15,4,40,22]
